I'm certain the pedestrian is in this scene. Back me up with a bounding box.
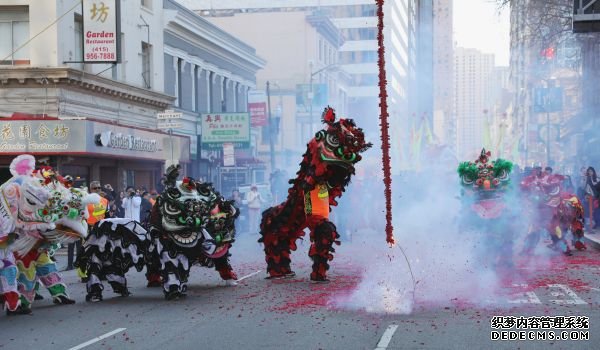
[585,166,600,229]
[246,184,264,234]
[140,191,153,225]
[563,175,575,193]
[122,186,142,221]
[231,189,242,206]
[577,166,587,201]
[149,190,158,206]
[230,189,244,234]
[115,191,125,218]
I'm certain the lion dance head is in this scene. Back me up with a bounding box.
[301,106,372,190]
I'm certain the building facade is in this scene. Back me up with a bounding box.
[187,0,431,176]
[453,47,495,159]
[508,0,598,169]
[432,0,454,150]
[0,0,185,190]
[199,9,346,176]
[0,0,263,193]
[162,0,265,187]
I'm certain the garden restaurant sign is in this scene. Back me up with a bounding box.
[95,131,158,152]
[0,120,85,152]
[83,0,120,63]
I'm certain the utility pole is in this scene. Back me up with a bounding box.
[266,81,275,172]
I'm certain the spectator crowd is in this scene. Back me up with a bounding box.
[65,181,158,270]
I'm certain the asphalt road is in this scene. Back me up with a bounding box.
[1,234,599,350]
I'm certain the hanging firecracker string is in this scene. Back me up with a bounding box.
[376,0,394,246]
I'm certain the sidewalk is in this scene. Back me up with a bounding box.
[583,228,600,250]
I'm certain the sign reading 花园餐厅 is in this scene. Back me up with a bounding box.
[0,119,190,163]
[201,113,250,149]
[83,0,120,63]
[0,120,85,152]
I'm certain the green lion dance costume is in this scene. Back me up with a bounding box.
[457,149,517,269]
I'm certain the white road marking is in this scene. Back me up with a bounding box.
[547,284,587,305]
[507,284,542,304]
[584,286,600,292]
[375,324,399,350]
[237,270,262,282]
[68,328,127,350]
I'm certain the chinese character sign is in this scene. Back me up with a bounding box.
[201,113,250,149]
[83,0,119,63]
[0,120,80,153]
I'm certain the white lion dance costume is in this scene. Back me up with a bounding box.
[0,155,98,315]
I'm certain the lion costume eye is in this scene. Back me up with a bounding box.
[167,188,181,199]
[344,152,357,162]
[315,130,325,141]
[165,202,181,215]
[326,134,339,148]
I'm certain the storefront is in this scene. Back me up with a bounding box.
[0,117,190,192]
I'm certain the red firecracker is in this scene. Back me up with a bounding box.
[376,0,394,245]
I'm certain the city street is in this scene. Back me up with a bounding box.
[2,0,600,349]
[1,234,599,350]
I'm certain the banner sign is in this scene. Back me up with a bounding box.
[201,113,250,149]
[83,0,120,63]
[223,143,235,166]
[247,90,267,127]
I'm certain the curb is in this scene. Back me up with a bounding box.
[583,229,600,250]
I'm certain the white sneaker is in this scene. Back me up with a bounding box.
[226,279,238,286]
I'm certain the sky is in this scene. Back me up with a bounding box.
[453,0,511,66]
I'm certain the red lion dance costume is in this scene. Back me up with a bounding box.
[520,171,586,255]
[259,107,371,282]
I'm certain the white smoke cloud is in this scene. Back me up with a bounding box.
[334,153,561,314]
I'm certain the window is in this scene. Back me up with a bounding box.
[73,14,83,69]
[141,0,152,10]
[318,38,323,62]
[176,58,182,107]
[362,51,377,62]
[358,28,376,40]
[141,41,151,88]
[0,6,30,65]
[114,33,125,80]
[221,78,227,112]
